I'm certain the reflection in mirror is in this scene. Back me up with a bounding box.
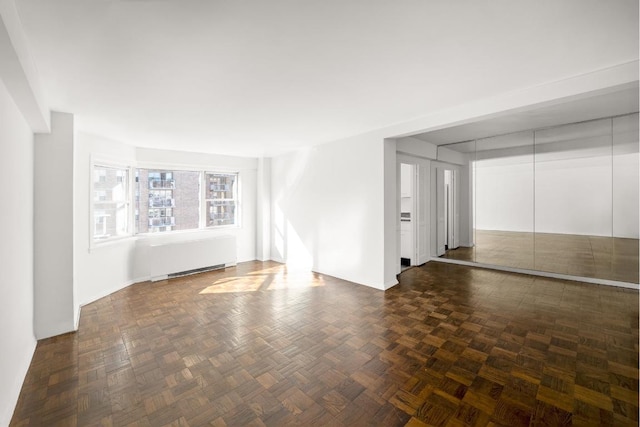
[533,118,614,279]
[474,131,534,269]
[437,140,475,262]
[612,113,639,283]
[436,112,638,285]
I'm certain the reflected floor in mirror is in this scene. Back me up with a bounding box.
[441,230,639,284]
[10,261,639,426]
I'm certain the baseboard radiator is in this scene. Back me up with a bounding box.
[137,235,237,282]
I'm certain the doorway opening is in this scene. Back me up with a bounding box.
[400,163,415,270]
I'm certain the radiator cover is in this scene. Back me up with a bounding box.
[136,234,237,281]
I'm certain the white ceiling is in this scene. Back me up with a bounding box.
[15,0,640,157]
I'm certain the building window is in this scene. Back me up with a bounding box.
[135,169,200,233]
[206,172,238,227]
[93,165,129,241]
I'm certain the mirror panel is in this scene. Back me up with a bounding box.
[612,113,640,283]
[475,132,534,269]
[435,112,638,284]
[437,140,475,262]
[534,118,613,279]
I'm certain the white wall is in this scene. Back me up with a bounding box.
[472,115,639,238]
[397,136,437,159]
[437,145,466,165]
[535,119,613,236]
[74,133,137,306]
[0,78,37,426]
[383,139,398,286]
[535,156,612,236]
[475,150,534,233]
[271,134,389,289]
[34,112,75,339]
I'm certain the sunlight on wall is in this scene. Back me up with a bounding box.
[284,223,313,269]
[271,148,314,268]
[272,203,313,269]
[273,204,286,260]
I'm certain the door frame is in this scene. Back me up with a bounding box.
[397,154,431,273]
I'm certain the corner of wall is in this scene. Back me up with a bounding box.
[34,111,76,339]
[383,138,398,287]
[256,157,271,261]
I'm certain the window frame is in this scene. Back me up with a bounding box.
[90,159,133,246]
[133,164,241,237]
[203,171,241,229]
[135,167,202,235]
[91,158,242,245]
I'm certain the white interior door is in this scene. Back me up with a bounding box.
[436,167,446,256]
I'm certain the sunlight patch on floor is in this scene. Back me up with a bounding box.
[199,272,325,294]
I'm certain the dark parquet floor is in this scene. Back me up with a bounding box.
[10,261,640,426]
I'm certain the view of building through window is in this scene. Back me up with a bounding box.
[93,165,129,240]
[206,173,237,226]
[92,166,239,241]
[135,169,200,233]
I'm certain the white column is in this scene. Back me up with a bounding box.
[256,157,271,261]
[34,111,75,339]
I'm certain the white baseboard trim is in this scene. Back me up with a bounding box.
[429,257,639,290]
[384,278,400,290]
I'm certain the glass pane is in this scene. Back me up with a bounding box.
[93,202,128,240]
[148,171,175,189]
[206,173,236,199]
[136,169,200,233]
[534,118,613,279]
[612,113,639,283]
[93,166,128,240]
[206,172,237,227]
[437,140,476,263]
[93,166,127,202]
[207,200,236,227]
[475,131,534,269]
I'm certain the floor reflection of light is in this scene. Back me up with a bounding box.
[199,270,325,294]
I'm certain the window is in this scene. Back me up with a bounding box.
[93,165,129,241]
[206,173,238,227]
[92,164,239,241]
[135,169,200,233]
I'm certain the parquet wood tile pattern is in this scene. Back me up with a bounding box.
[440,230,640,284]
[11,261,639,426]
